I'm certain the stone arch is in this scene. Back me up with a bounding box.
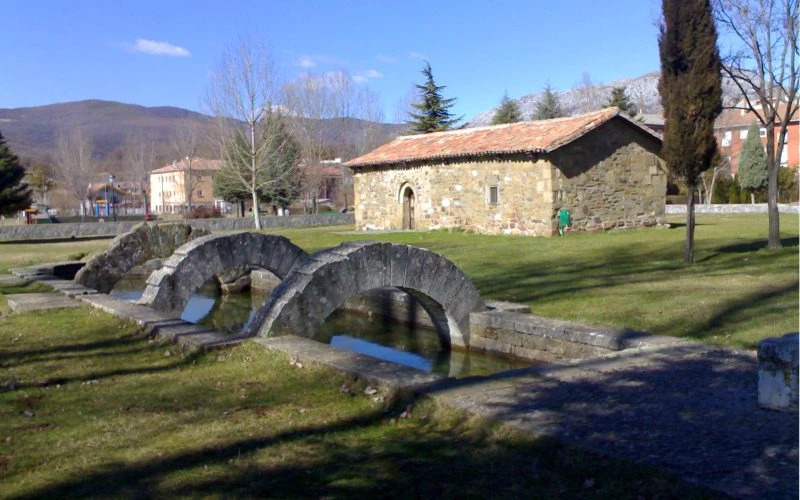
[74,222,209,293]
[249,242,484,347]
[138,232,308,314]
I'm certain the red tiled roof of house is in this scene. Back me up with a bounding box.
[151,158,223,174]
[715,103,799,129]
[345,108,661,168]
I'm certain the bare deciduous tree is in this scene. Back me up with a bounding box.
[122,134,156,216]
[715,0,799,249]
[206,37,295,230]
[171,119,202,214]
[53,129,95,219]
[283,70,388,212]
[699,156,731,204]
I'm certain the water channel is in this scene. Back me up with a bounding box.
[111,276,532,378]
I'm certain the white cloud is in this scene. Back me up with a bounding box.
[409,51,426,60]
[376,54,397,63]
[298,57,316,68]
[353,69,383,84]
[126,39,191,57]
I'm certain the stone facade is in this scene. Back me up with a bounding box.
[353,118,666,236]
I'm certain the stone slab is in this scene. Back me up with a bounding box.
[6,293,82,312]
[0,275,27,286]
[254,335,443,391]
[485,300,531,314]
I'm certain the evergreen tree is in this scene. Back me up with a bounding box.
[737,122,768,203]
[605,86,637,117]
[532,84,564,120]
[658,0,722,263]
[407,62,462,133]
[0,131,32,216]
[214,111,301,214]
[491,92,523,124]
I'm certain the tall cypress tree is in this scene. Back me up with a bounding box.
[0,131,32,216]
[491,92,523,124]
[407,62,462,133]
[658,0,722,263]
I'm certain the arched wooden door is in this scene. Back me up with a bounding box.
[402,187,415,230]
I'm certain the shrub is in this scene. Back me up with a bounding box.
[187,206,221,219]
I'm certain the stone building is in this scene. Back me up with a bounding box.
[344,108,667,236]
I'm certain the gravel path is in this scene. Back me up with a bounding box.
[430,341,798,499]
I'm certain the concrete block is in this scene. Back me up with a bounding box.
[758,333,799,412]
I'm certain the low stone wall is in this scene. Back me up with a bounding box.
[0,214,354,242]
[665,203,799,215]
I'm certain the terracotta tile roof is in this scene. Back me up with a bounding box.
[715,103,799,130]
[151,158,223,174]
[345,108,661,168]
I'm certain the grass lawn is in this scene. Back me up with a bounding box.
[262,213,799,350]
[0,303,718,498]
[0,213,796,349]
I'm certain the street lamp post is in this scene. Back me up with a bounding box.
[108,175,117,221]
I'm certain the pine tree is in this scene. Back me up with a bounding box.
[658,0,722,263]
[532,84,564,120]
[737,122,768,203]
[491,92,522,124]
[0,131,32,216]
[605,86,637,117]
[407,62,462,133]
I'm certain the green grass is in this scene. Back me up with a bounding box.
[0,239,111,274]
[0,214,796,349]
[260,214,799,350]
[0,305,719,498]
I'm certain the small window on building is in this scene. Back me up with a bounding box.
[196,190,203,197]
[759,128,767,137]
[488,185,499,205]
[721,131,732,147]
[739,129,748,139]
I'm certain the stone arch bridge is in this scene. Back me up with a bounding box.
[137,233,484,347]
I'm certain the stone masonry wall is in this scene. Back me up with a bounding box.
[354,122,665,236]
[550,121,667,232]
[355,156,555,236]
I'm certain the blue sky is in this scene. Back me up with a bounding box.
[2,0,663,122]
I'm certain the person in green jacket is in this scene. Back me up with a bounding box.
[558,207,570,237]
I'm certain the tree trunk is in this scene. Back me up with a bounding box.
[251,189,262,230]
[685,186,696,264]
[766,130,780,249]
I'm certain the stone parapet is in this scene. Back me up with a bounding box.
[757,333,799,412]
[468,311,667,362]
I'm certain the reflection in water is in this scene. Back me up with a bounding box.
[316,308,533,378]
[110,277,534,378]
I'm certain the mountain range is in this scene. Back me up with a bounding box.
[0,100,405,175]
[0,70,747,173]
[467,71,744,126]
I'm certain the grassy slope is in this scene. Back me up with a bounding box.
[0,304,716,498]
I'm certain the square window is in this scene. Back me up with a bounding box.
[759,128,767,137]
[739,129,748,139]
